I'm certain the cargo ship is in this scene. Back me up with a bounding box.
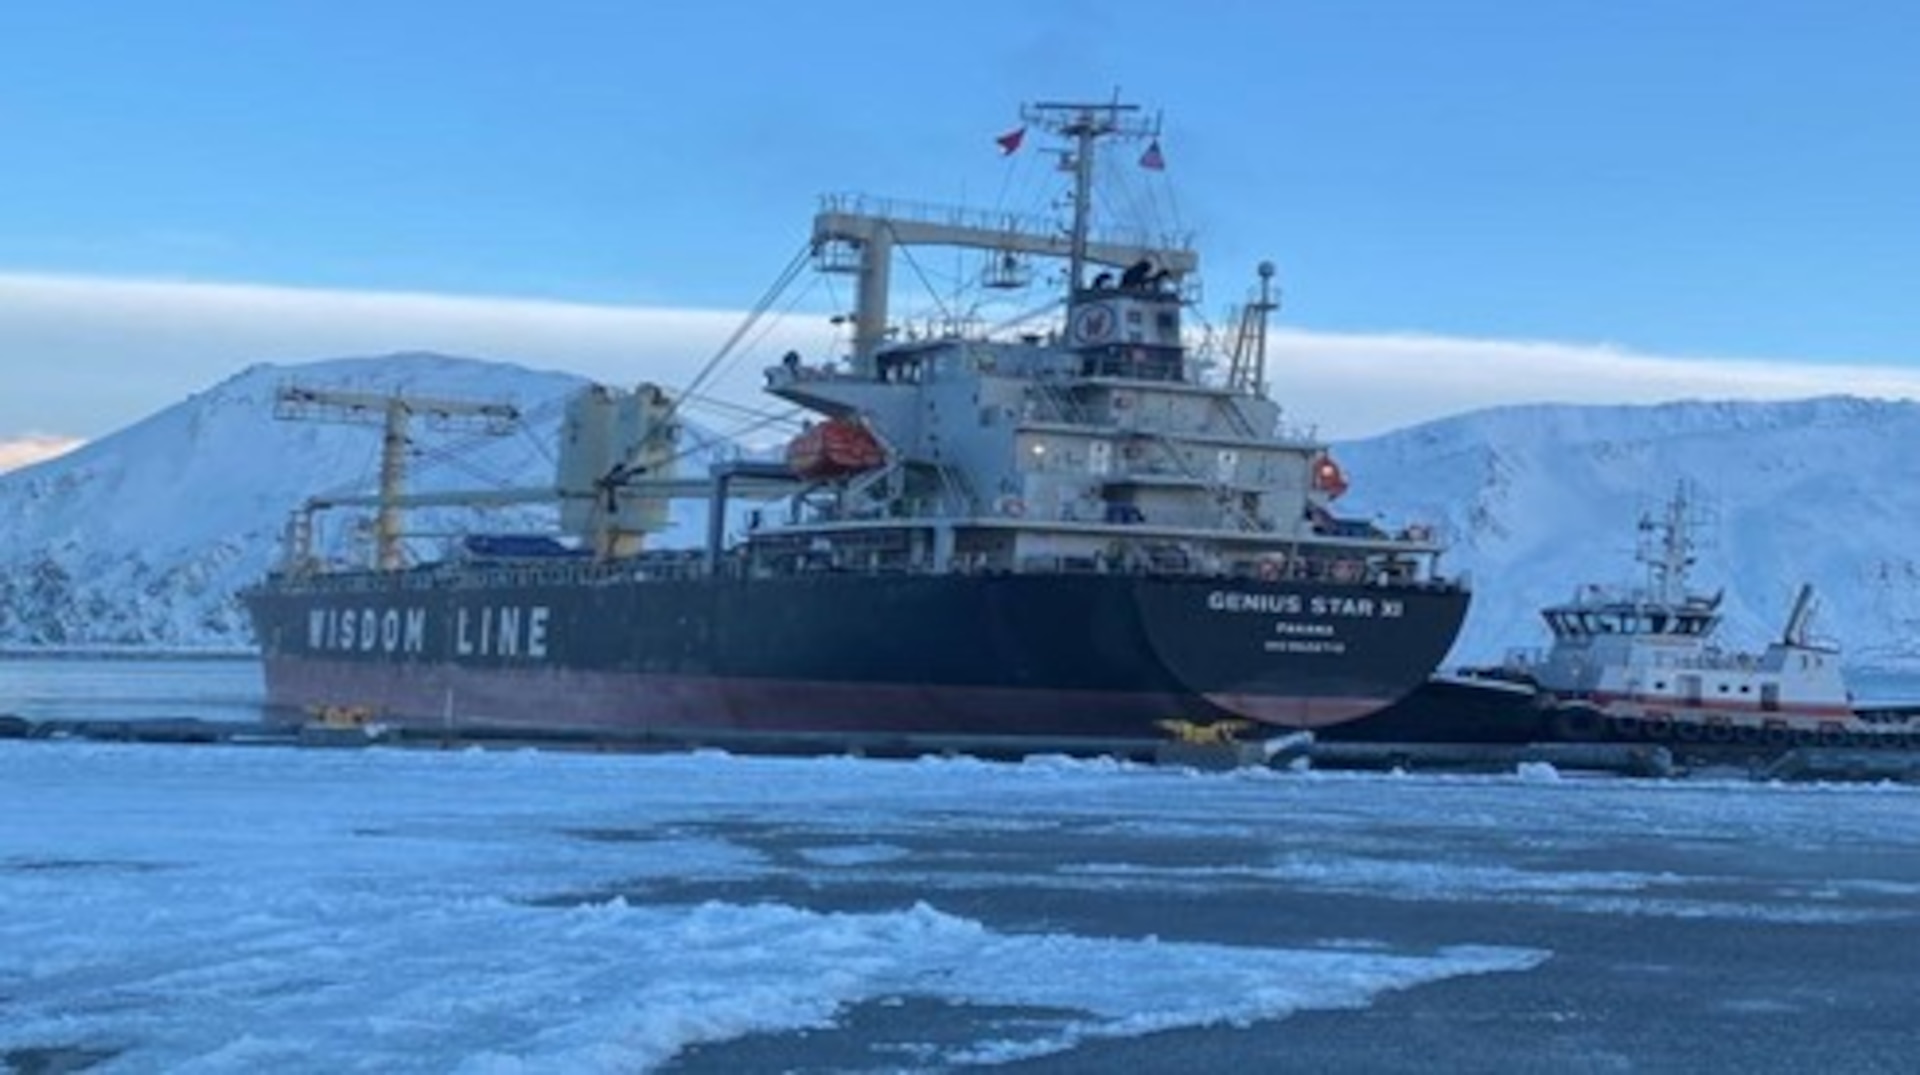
[243,100,1470,751]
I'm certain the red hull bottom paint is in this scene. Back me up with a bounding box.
[1587,693,1856,721]
[1198,692,1395,729]
[264,656,1387,743]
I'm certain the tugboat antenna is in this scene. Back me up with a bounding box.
[1639,481,1707,607]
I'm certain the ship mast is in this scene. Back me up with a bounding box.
[1639,482,1706,606]
[811,100,1191,373]
[1019,99,1160,292]
[1227,261,1280,395]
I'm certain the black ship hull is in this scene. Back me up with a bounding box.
[244,567,1468,748]
[1317,672,1550,745]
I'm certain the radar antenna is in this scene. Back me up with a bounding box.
[1637,481,1715,606]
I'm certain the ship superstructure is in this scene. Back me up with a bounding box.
[243,100,1471,750]
[754,101,1439,595]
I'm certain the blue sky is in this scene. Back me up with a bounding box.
[2,0,1918,458]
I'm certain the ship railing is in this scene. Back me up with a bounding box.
[1017,550,1289,577]
[270,547,1467,589]
[1017,372,1323,445]
[764,358,859,387]
[1499,648,1547,671]
[1025,377,1095,425]
[1016,554,1120,575]
[1000,552,1466,589]
[1135,432,1270,534]
[269,553,725,593]
[928,464,980,518]
[451,557,712,589]
[1652,649,1764,672]
[820,192,1055,243]
[816,192,1194,261]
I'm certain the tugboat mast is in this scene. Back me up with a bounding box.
[1639,483,1704,607]
[1020,100,1160,292]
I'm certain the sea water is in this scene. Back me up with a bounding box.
[1847,667,1920,705]
[0,654,266,724]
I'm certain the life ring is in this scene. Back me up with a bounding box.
[1001,497,1025,517]
[1257,558,1282,582]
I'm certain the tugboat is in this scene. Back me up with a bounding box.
[1335,484,1920,749]
[242,99,1471,752]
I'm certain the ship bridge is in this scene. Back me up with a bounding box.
[1541,598,1722,641]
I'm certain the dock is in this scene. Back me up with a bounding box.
[7,712,1920,783]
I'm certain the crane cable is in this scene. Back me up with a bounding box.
[671,239,813,417]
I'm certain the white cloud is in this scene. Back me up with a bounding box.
[1,272,1916,444]
[1263,329,1920,437]
[0,433,83,473]
[0,272,828,442]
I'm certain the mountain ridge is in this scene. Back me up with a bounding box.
[3,353,1916,673]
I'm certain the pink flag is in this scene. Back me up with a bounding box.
[995,126,1027,156]
[1139,139,1166,171]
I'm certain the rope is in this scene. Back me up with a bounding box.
[672,239,813,413]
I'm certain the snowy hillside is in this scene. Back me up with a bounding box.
[0,353,743,647]
[2,355,1917,674]
[1335,396,1920,671]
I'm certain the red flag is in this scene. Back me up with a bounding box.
[995,126,1026,156]
[1139,138,1166,171]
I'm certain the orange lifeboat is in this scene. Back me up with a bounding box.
[1312,453,1349,499]
[786,417,886,480]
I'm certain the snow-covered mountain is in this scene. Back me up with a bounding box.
[1335,395,1920,672]
[3,353,1917,673]
[0,353,739,647]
